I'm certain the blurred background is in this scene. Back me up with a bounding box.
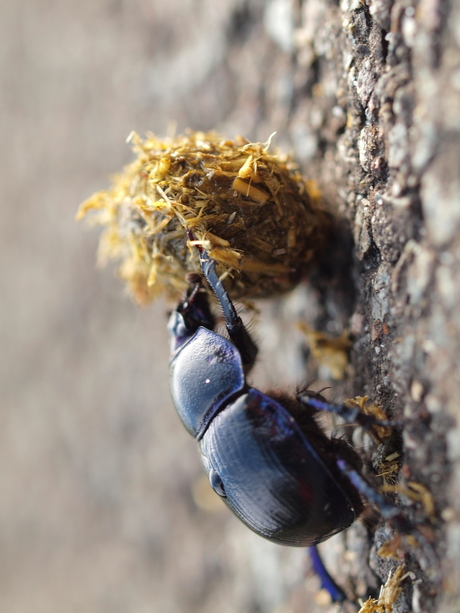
[0,1,329,611]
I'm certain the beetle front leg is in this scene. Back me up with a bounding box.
[198,248,258,370]
[167,276,215,354]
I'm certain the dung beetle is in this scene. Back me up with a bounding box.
[167,246,436,600]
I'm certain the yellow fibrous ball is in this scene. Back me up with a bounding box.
[77,131,330,303]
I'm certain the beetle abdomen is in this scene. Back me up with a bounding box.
[200,389,358,546]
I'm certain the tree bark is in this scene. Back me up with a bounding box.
[223,0,459,611]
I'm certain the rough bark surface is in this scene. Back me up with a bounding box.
[282,1,460,611]
[2,0,459,612]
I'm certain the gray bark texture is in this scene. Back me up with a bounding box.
[297,0,459,611]
[2,0,459,612]
[284,1,460,611]
[220,0,460,610]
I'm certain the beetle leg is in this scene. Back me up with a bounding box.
[336,459,401,521]
[298,395,405,442]
[179,275,202,310]
[179,278,215,330]
[336,459,440,578]
[301,395,440,575]
[308,545,348,603]
[167,277,216,353]
[198,248,258,369]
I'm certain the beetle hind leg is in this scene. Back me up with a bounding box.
[308,545,348,603]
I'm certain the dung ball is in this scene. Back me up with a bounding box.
[77,131,331,303]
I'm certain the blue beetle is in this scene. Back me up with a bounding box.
[167,246,436,600]
[168,248,371,546]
